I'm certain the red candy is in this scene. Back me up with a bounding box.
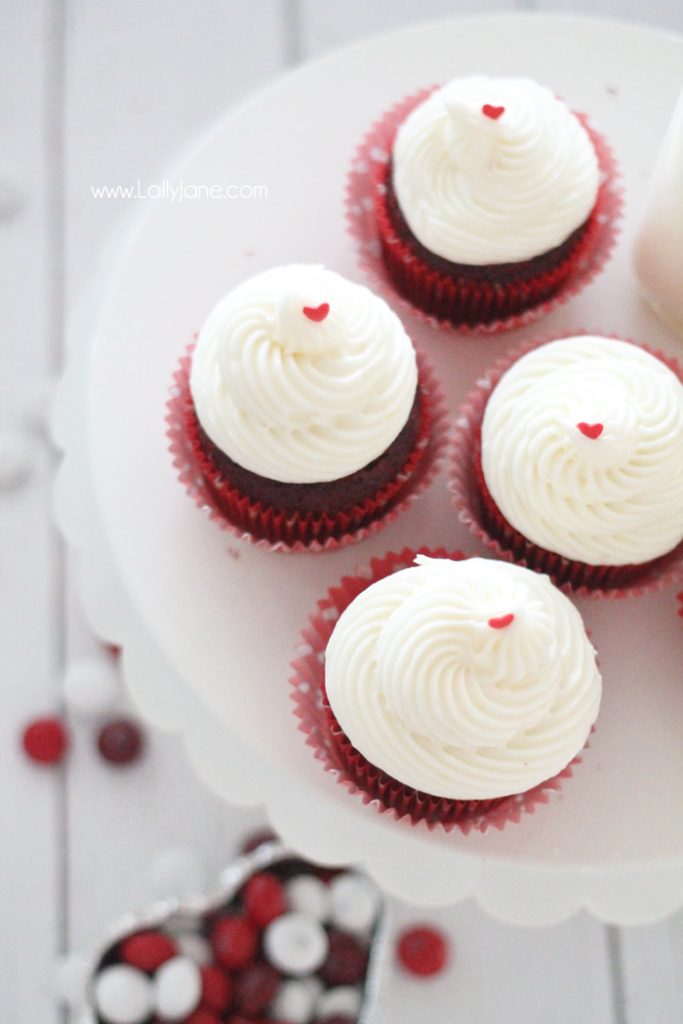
[577,421,604,440]
[22,717,69,765]
[481,103,505,120]
[185,1011,222,1024]
[243,872,287,927]
[316,1017,356,1024]
[302,302,330,322]
[397,925,449,977]
[488,613,514,630]
[120,930,176,972]
[320,931,367,986]
[200,965,233,1012]
[234,963,280,1015]
[97,718,145,765]
[210,915,258,971]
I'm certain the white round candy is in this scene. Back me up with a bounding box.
[173,930,213,965]
[316,985,362,1018]
[0,430,33,489]
[63,658,121,717]
[329,873,381,934]
[147,846,206,901]
[154,956,201,1020]
[54,951,90,1008]
[93,965,153,1024]
[271,978,318,1024]
[264,912,329,977]
[286,874,330,922]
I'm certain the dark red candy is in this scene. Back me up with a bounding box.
[120,930,176,972]
[200,965,233,1012]
[185,1011,222,1024]
[243,872,287,927]
[234,963,280,1015]
[315,1017,357,1024]
[210,915,258,971]
[320,931,368,986]
[239,829,278,854]
[22,717,69,765]
[97,718,145,765]
[397,925,449,977]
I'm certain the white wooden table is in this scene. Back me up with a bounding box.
[4,2,683,1021]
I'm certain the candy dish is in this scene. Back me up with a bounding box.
[78,840,387,1024]
[54,14,683,923]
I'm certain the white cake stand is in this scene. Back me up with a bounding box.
[54,13,683,925]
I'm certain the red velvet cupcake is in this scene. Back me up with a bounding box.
[167,265,447,552]
[348,76,620,333]
[291,548,600,833]
[451,334,683,596]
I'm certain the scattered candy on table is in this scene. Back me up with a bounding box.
[22,716,69,765]
[97,717,145,766]
[396,924,449,978]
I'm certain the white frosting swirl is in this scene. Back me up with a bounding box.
[190,265,418,483]
[482,336,683,566]
[325,556,600,800]
[391,76,600,265]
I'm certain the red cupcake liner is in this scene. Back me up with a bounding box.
[166,346,449,554]
[450,332,683,598]
[346,87,622,335]
[290,547,582,835]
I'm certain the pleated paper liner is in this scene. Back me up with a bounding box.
[450,333,683,598]
[167,345,449,554]
[290,546,584,835]
[346,86,622,335]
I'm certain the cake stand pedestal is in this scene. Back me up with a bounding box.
[55,13,683,925]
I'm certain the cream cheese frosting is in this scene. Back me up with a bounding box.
[391,76,600,265]
[325,556,600,800]
[190,265,418,483]
[481,336,683,566]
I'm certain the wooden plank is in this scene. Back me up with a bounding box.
[297,0,518,59]
[374,903,616,1024]
[62,0,287,965]
[1,1,63,1022]
[533,0,683,31]
[618,922,680,1022]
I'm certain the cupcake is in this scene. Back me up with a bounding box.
[349,76,620,331]
[453,335,683,593]
[292,550,601,832]
[168,265,446,551]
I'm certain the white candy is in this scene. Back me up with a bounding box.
[316,985,362,1018]
[286,874,330,922]
[329,873,381,934]
[271,978,318,1024]
[264,912,329,977]
[173,930,213,965]
[93,965,153,1024]
[147,846,206,901]
[53,951,90,1008]
[154,956,201,1020]
[0,430,33,489]
[63,658,121,717]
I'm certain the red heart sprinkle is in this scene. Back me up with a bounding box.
[482,104,505,120]
[577,422,604,440]
[488,613,515,630]
[302,302,330,322]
